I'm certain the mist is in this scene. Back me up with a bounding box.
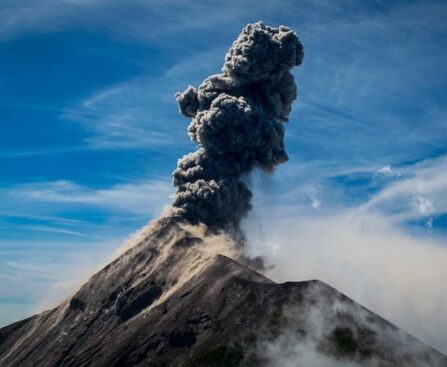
[244,191,447,355]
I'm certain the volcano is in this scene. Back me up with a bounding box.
[2,22,446,367]
[0,217,446,367]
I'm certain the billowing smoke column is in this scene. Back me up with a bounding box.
[172,22,303,231]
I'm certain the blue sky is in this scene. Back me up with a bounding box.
[1,0,447,352]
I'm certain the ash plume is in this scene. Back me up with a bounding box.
[172,22,303,231]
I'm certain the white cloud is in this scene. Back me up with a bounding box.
[245,209,447,355]
[305,186,322,210]
[362,156,447,224]
[61,47,224,150]
[18,225,91,238]
[4,178,172,216]
[372,165,402,180]
[244,156,447,355]
[62,77,184,149]
[413,194,434,216]
[377,165,393,175]
[0,0,259,42]
[0,237,123,326]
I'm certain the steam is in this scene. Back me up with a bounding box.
[244,209,447,355]
[171,22,303,231]
[255,282,446,367]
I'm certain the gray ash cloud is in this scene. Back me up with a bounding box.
[172,22,303,231]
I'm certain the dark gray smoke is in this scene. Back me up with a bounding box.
[172,22,303,231]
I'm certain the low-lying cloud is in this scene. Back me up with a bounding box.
[244,156,447,355]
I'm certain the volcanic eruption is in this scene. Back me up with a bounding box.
[0,22,446,367]
[172,22,303,233]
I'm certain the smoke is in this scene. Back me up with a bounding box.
[243,209,447,355]
[254,282,446,367]
[171,22,303,232]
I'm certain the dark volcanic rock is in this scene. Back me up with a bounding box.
[0,217,446,367]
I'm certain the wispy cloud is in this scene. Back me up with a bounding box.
[362,156,447,224]
[0,147,82,158]
[0,236,122,326]
[14,0,444,161]
[61,78,185,150]
[372,165,402,180]
[0,0,260,42]
[16,225,91,238]
[0,177,172,327]
[286,1,447,169]
[0,176,173,256]
[61,47,224,150]
[305,186,322,210]
[3,178,172,216]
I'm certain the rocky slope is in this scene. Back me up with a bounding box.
[0,217,446,366]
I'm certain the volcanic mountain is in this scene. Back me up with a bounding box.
[0,217,446,367]
[2,22,446,367]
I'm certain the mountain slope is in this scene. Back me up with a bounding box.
[0,217,446,367]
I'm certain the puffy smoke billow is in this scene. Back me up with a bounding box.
[172,22,303,231]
